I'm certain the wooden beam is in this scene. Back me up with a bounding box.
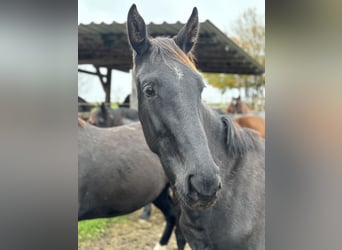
[95,66,105,85]
[95,66,112,104]
[78,68,105,77]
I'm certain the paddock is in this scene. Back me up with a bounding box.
[78,3,264,250]
[78,206,191,250]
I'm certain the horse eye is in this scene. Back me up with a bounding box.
[144,86,155,97]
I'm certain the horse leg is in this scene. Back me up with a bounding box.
[173,194,187,250]
[152,186,177,249]
[175,225,187,250]
[139,204,151,221]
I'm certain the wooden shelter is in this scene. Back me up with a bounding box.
[78,20,264,104]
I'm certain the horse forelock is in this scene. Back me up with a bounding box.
[221,115,261,156]
[150,37,198,72]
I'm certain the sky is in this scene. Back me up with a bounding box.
[78,0,265,103]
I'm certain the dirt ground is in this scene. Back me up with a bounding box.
[78,205,191,250]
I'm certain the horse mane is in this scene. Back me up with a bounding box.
[150,37,198,72]
[78,117,88,128]
[221,115,261,157]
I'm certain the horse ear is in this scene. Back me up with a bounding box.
[174,7,199,54]
[127,4,150,55]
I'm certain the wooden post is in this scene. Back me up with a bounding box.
[95,66,112,104]
[105,67,112,104]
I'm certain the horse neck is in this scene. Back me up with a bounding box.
[199,103,227,158]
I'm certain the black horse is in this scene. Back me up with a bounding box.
[78,118,183,249]
[118,94,131,108]
[87,102,154,221]
[127,5,265,250]
[88,103,139,127]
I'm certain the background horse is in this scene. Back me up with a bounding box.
[88,103,139,127]
[87,102,153,221]
[234,115,266,138]
[127,5,264,249]
[78,118,183,249]
[226,96,251,114]
[118,94,131,108]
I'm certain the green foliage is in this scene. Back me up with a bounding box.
[202,9,265,96]
[231,8,265,68]
[110,102,118,109]
[207,102,227,113]
[202,73,238,94]
[230,8,265,89]
[78,216,129,242]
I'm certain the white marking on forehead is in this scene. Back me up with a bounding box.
[173,66,184,80]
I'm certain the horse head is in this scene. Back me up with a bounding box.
[88,103,114,127]
[127,4,221,210]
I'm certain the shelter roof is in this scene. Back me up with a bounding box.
[79,20,264,75]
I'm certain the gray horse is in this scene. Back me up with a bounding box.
[127,5,265,250]
[87,102,153,221]
[78,118,183,248]
[88,103,139,127]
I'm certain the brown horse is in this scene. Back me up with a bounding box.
[234,116,266,138]
[226,96,251,114]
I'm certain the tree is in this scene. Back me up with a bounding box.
[231,8,265,67]
[203,8,265,110]
[230,8,265,110]
[202,73,237,95]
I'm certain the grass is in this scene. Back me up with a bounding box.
[110,103,118,109]
[209,102,227,109]
[78,215,129,242]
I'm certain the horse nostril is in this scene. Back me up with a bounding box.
[188,175,204,197]
[188,175,220,199]
[218,181,222,190]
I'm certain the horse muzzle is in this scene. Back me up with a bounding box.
[186,174,222,210]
